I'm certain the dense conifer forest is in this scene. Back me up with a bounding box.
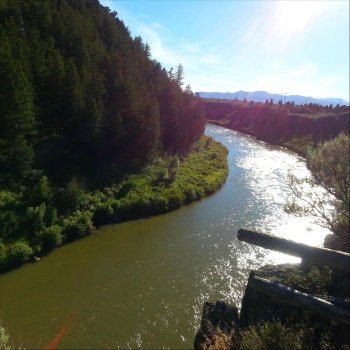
[0,0,224,272]
[0,0,205,186]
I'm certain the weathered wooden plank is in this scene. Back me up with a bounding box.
[237,229,350,272]
[250,275,350,325]
[320,296,350,309]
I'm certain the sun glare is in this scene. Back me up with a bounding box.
[258,0,331,51]
[275,1,326,35]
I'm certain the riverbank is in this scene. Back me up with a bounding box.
[0,136,228,273]
[204,99,349,156]
[208,119,314,156]
[1,124,333,348]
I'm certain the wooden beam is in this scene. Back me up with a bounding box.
[237,229,350,272]
[250,275,350,325]
[321,296,350,309]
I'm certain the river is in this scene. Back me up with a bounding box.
[0,124,331,349]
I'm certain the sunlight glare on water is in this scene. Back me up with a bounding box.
[0,124,333,349]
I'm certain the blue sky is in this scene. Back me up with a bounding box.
[99,0,349,100]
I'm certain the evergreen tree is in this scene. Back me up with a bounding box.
[175,63,184,88]
[0,0,205,183]
[185,84,193,95]
[0,35,36,188]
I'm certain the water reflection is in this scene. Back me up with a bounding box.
[195,124,331,316]
[0,124,332,348]
[207,124,329,245]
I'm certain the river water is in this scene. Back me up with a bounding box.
[0,124,331,349]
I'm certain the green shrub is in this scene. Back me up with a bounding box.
[117,177,143,197]
[0,136,229,273]
[110,198,121,213]
[54,177,86,214]
[102,185,119,198]
[118,192,147,219]
[283,265,331,295]
[92,202,113,226]
[0,324,11,350]
[24,203,47,236]
[62,211,93,242]
[144,158,168,186]
[6,241,33,268]
[24,175,52,206]
[0,243,7,271]
[117,197,134,220]
[182,186,199,204]
[0,211,21,241]
[149,193,168,214]
[164,188,184,210]
[240,322,304,350]
[43,205,58,227]
[0,191,20,210]
[0,192,22,241]
[83,192,103,212]
[166,156,179,184]
[129,194,151,217]
[38,225,62,252]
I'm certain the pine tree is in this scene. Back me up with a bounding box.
[0,33,36,188]
[175,63,184,88]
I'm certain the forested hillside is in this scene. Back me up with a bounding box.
[0,0,213,272]
[0,0,204,187]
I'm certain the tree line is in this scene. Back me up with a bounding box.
[0,0,206,271]
[0,0,205,188]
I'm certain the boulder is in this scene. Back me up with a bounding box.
[194,301,239,350]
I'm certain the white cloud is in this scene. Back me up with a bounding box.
[108,4,225,87]
[139,25,178,65]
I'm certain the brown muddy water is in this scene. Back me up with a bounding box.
[0,124,331,349]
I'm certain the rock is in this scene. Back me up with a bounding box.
[194,301,239,350]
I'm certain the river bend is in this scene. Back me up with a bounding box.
[0,124,331,348]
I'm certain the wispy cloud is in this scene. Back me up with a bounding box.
[99,0,349,99]
[150,22,167,31]
[138,25,178,65]
[104,2,223,84]
[179,42,200,53]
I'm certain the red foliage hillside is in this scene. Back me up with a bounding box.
[203,99,349,153]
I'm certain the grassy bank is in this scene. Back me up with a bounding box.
[208,119,315,157]
[280,135,316,156]
[0,136,228,273]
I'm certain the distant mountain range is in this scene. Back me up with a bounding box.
[197,90,349,107]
